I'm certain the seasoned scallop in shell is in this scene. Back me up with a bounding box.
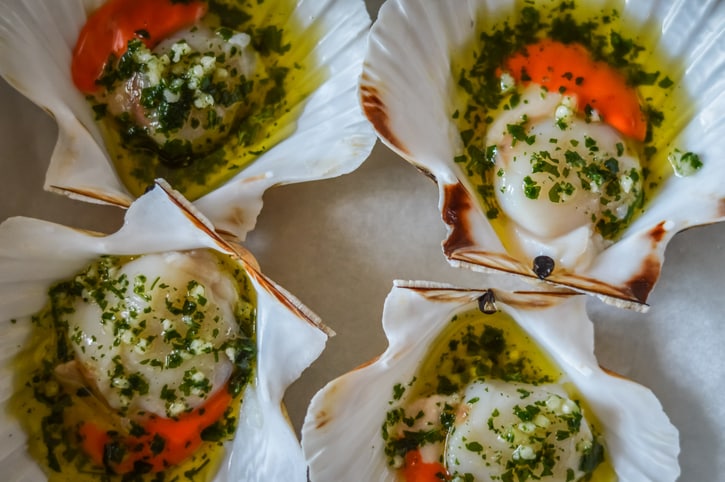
[0,181,329,481]
[302,281,679,481]
[0,0,377,240]
[360,0,725,309]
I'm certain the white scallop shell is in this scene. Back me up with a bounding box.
[0,0,377,240]
[0,181,330,481]
[302,281,680,481]
[360,0,725,310]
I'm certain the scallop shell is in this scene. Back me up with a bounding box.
[0,180,329,481]
[360,0,725,310]
[0,0,377,240]
[302,281,680,481]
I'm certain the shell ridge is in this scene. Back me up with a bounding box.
[226,383,308,482]
[1,0,378,239]
[0,183,327,481]
[302,284,680,481]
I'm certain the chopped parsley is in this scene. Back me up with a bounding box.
[16,250,257,478]
[381,306,607,480]
[668,149,703,177]
[451,0,698,242]
[88,0,320,201]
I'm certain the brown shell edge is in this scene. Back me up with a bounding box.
[155,181,334,338]
[440,182,662,311]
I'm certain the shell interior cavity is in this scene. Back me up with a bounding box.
[0,181,329,481]
[302,281,680,482]
[0,0,377,240]
[360,0,725,309]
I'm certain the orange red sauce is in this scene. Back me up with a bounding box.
[505,39,647,141]
[71,0,207,93]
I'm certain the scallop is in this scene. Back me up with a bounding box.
[0,0,377,240]
[301,281,679,481]
[0,181,330,481]
[359,0,725,309]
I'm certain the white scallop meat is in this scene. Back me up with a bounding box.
[0,181,329,481]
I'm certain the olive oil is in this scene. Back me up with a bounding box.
[96,0,327,200]
[450,0,695,247]
[384,306,616,481]
[10,250,256,481]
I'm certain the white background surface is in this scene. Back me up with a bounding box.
[0,1,723,480]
